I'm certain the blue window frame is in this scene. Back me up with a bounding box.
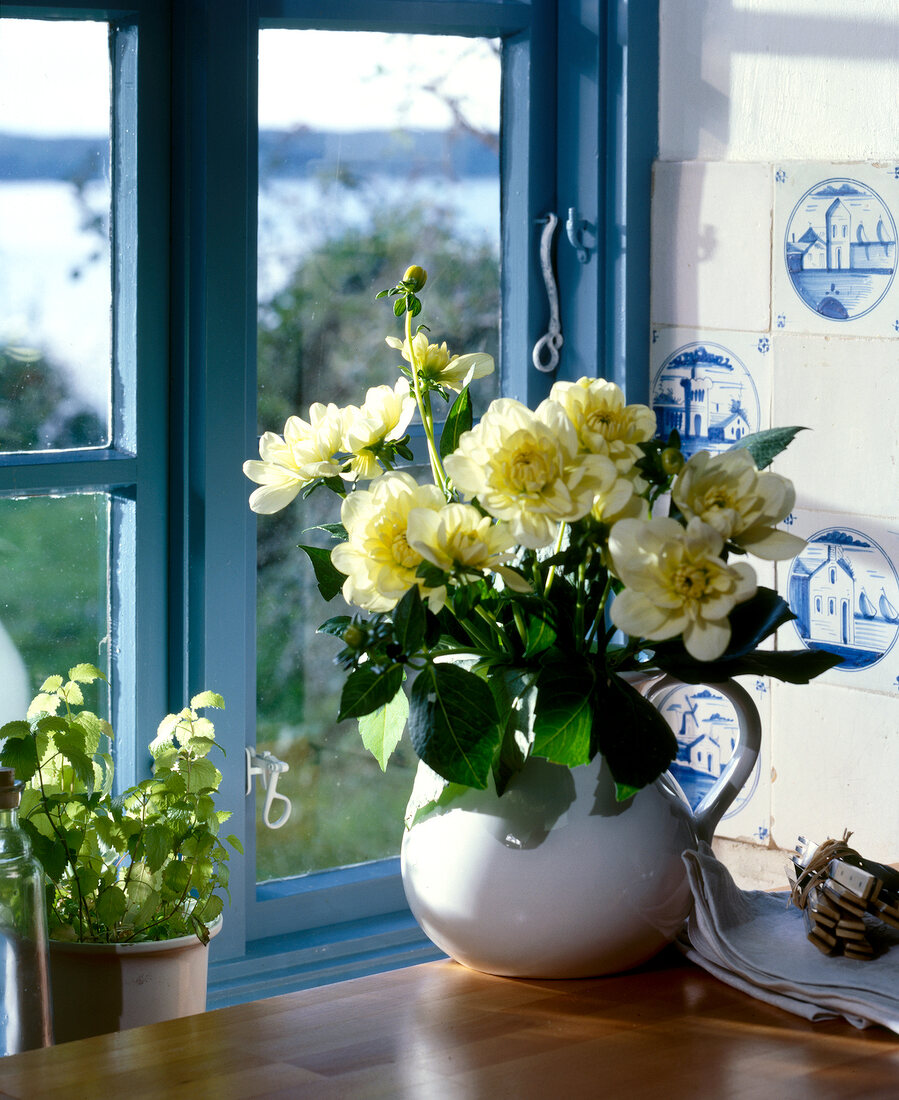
[0,0,657,1006]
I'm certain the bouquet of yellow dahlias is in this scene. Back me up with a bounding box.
[244,265,839,802]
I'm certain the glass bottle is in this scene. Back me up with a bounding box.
[0,767,53,1054]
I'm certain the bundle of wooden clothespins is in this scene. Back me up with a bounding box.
[787,831,899,959]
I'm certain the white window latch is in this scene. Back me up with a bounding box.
[245,747,292,829]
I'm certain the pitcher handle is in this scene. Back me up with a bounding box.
[639,675,762,845]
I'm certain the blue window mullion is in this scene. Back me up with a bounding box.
[110,7,171,788]
[170,0,259,963]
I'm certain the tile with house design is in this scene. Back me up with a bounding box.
[773,162,899,337]
[776,509,899,695]
[649,328,772,459]
[653,676,771,845]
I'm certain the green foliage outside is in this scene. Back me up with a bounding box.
[0,495,108,716]
[0,344,106,451]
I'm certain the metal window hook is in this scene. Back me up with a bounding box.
[566,207,594,264]
[532,212,563,374]
[245,747,292,830]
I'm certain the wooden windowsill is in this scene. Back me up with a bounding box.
[3,950,899,1097]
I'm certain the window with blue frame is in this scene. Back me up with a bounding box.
[0,0,656,1005]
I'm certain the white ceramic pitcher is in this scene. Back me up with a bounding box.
[401,675,761,978]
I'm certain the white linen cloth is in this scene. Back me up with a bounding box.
[678,844,899,1033]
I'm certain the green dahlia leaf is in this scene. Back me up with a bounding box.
[592,674,678,794]
[297,543,346,602]
[439,385,473,459]
[358,685,409,771]
[339,665,404,721]
[730,425,806,469]
[408,663,500,789]
[531,659,593,767]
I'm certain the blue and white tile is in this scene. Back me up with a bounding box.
[651,161,772,332]
[649,327,772,459]
[773,162,899,338]
[771,332,899,518]
[657,676,771,846]
[776,508,899,695]
[769,678,899,865]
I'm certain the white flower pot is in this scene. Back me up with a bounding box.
[401,677,760,978]
[49,919,221,1044]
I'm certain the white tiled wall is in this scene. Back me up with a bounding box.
[650,160,899,884]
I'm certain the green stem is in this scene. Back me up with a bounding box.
[585,575,613,652]
[543,522,567,597]
[574,560,587,649]
[405,307,449,497]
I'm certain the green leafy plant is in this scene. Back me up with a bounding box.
[0,664,241,944]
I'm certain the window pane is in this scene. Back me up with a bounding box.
[254,30,501,880]
[0,19,111,450]
[0,494,109,725]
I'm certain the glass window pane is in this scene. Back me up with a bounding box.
[0,19,111,451]
[0,494,109,725]
[254,30,501,881]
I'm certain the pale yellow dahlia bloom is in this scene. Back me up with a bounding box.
[243,403,344,514]
[443,397,617,549]
[385,332,494,393]
[609,516,757,661]
[549,377,656,470]
[406,503,529,591]
[590,467,649,527]
[331,472,447,612]
[341,380,416,481]
[672,449,806,561]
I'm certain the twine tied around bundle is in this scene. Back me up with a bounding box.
[790,830,858,910]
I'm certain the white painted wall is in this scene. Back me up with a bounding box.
[654,1,899,883]
[659,0,899,163]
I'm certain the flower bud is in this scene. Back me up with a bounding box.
[402,265,427,292]
[660,447,684,475]
[342,624,365,649]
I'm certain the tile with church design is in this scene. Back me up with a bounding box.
[651,161,772,332]
[773,162,899,338]
[654,676,771,846]
[775,508,899,695]
[649,327,771,459]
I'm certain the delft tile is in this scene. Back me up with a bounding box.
[773,161,899,338]
[654,676,771,847]
[769,678,899,865]
[649,327,772,460]
[775,507,899,695]
[651,161,772,332]
[771,333,899,517]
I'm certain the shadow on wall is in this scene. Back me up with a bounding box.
[659,0,899,162]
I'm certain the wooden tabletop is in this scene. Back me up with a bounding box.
[2,951,899,1098]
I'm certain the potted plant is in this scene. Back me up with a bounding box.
[243,264,840,976]
[0,663,241,1042]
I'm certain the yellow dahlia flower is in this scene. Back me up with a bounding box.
[405,502,523,586]
[549,377,656,470]
[243,403,344,514]
[331,472,447,612]
[609,516,757,661]
[443,397,617,549]
[672,448,806,560]
[385,332,494,393]
[341,380,416,481]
